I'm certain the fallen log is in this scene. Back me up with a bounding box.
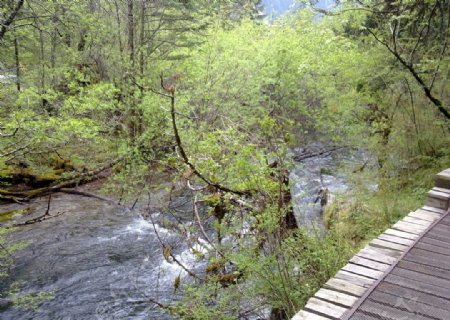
[0,158,122,203]
[293,146,347,162]
[59,188,115,203]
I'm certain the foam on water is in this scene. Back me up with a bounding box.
[125,217,171,236]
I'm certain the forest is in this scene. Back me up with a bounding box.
[0,0,449,319]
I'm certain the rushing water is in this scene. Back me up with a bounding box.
[290,146,349,233]
[0,147,362,320]
[0,194,201,320]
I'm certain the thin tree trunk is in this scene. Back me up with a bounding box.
[367,29,450,120]
[50,1,58,86]
[39,29,46,108]
[127,0,136,139]
[128,0,135,67]
[113,0,123,54]
[139,0,146,76]
[136,0,146,135]
[14,37,20,92]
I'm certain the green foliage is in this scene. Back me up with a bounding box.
[7,281,54,311]
[0,226,29,278]
[0,0,449,318]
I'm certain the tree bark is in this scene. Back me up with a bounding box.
[128,0,135,67]
[164,80,249,196]
[139,0,146,76]
[112,0,123,53]
[14,37,20,91]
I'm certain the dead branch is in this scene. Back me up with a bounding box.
[0,128,18,137]
[11,210,65,227]
[9,196,65,227]
[366,28,450,120]
[193,196,224,259]
[159,73,250,196]
[148,212,202,280]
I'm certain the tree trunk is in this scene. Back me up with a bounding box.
[128,0,135,67]
[39,29,47,110]
[50,1,58,86]
[113,0,123,54]
[139,0,146,76]
[14,37,20,92]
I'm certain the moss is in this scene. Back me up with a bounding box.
[0,167,63,188]
[22,188,47,198]
[0,189,15,196]
[0,168,16,185]
[206,260,225,273]
[48,156,76,171]
[320,167,334,176]
[0,207,33,222]
[33,171,63,185]
[217,272,241,286]
[0,168,15,178]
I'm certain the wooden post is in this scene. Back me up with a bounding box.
[428,168,450,211]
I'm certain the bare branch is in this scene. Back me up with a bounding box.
[366,28,450,120]
[0,0,25,41]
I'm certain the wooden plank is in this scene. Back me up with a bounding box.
[429,189,450,200]
[314,288,359,308]
[358,299,436,320]
[324,278,366,297]
[342,263,384,279]
[433,187,450,194]
[415,241,450,256]
[335,271,375,288]
[292,310,332,320]
[378,233,414,246]
[397,220,428,231]
[349,256,390,271]
[383,228,418,240]
[392,221,425,234]
[290,171,450,320]
[422,205,447,214]
[407,212,435,223]
[402,216,432,227]
[304,297,348,319]
[357,248,397,264]
[361,244,402,258]
[369,238,409,252]
[409,209,441,221]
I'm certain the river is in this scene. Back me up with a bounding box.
[0,147,362,319]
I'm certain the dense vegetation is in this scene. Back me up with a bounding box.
[0,0,449,318]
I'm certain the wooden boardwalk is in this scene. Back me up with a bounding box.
[292,168,450,320]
